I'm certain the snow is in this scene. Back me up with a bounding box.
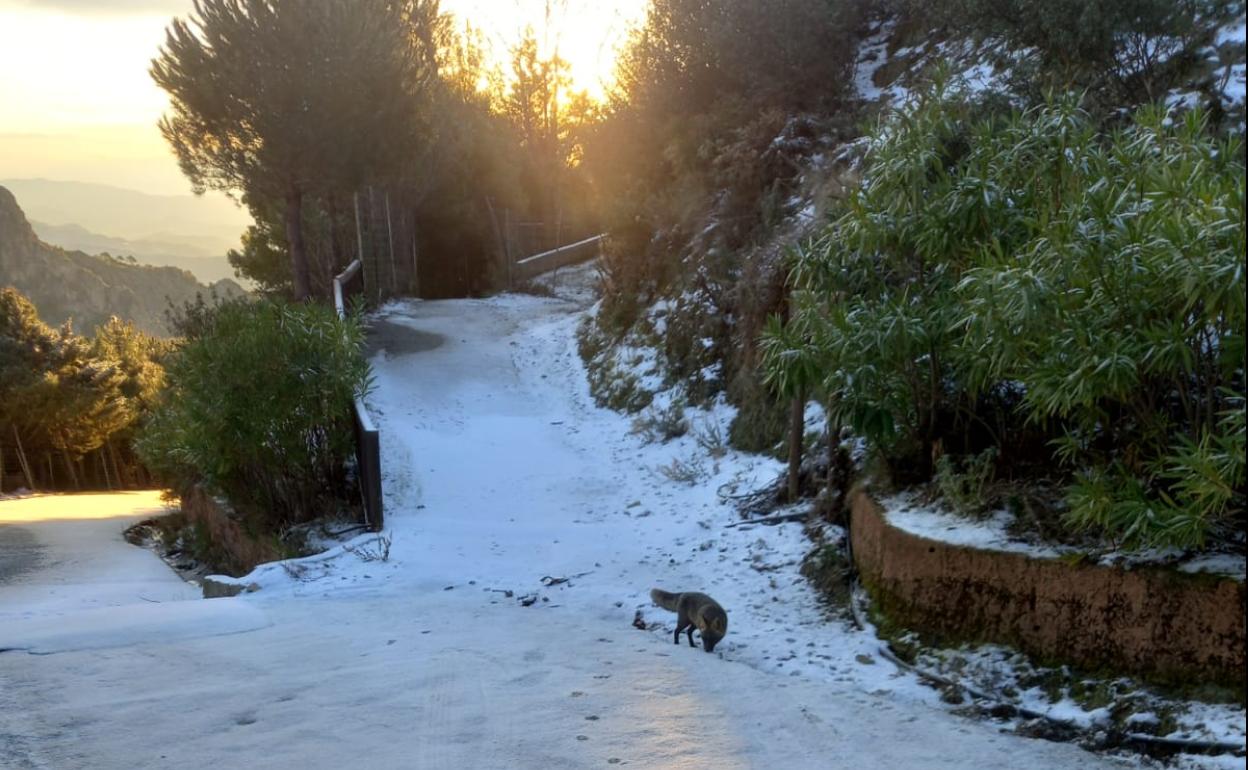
[853,18,1016,108]
[1222,62,1247,106]
[881,491,1245,753]
[882,493,1067,558]
[1179,553,1247,581]
[854,20,904,103]
[1215,15,1246,47]
[0,279,1233,766]
[883,494,1247,582]
[911,639,1246,754]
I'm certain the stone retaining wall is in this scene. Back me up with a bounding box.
[849,489,1245,688]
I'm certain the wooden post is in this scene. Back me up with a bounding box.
[504,208,514,289]
[410,207,420,297]
[353,190,367,304]
[368,186,380,303]
[385,192,397,296]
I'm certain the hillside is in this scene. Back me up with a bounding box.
[0,185,244,336]
[29,220,238,285]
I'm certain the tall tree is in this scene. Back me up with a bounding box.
[0,290,134,489]
[505,26,575,249]
[151,0,440,300]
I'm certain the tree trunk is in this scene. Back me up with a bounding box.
[62,450,80,490]
[286,185,311,301]
[484,196,509,291]
[12,426,35,491]
[787,387,805,503]
[100,450,113,491]
[107,439,127,488]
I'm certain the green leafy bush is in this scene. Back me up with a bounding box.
[138,300,370,529]
[771,79,1245,548]
[959,106,1245,547]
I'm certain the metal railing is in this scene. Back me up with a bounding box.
[334,259,383,531]
[513,233,605,284]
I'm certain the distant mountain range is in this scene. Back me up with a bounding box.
[0,178,251,252]
[28,220,238,285]
[0,185,245,336]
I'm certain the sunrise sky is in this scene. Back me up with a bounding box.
[0,0,645,196]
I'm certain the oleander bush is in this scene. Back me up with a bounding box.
[138,299,370,530]
[766,78,1245,548]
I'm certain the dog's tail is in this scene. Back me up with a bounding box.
[650,588,680,612]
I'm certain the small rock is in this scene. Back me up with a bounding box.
[202,578,246,599]
[855,654,875,665]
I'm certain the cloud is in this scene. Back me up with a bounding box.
[9,0,192,16]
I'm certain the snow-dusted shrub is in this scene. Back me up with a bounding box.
[654,455,706,485]
[898,0,1233,111]
[138,300,370,529]
[631,400,689,443]
[933,447,1000,517]
[772,78,1245,548]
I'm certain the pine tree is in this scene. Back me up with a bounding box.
[151,0,440,300]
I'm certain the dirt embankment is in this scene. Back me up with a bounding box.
[850,489,1245,688]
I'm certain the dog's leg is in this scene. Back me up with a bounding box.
[686,626,696,648]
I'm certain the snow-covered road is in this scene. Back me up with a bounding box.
[0,285,1130,768]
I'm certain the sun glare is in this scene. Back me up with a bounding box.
[0,491,170,524]
[0,0,646,193]
[0,4,172,132]
[442,0,647,101]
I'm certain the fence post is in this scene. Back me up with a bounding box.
[353,191,367,297]
[385,192,397,296]
[504,207,514,290]
[410,217,420,298]
[333,259,383,531]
